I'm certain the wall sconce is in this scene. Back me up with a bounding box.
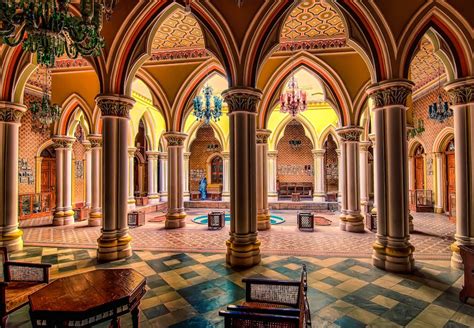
[289,139,302,150]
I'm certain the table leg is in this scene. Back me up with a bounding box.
[110,317,120,328]
[132,306,140,328]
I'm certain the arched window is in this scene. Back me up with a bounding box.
[211,156,223,184]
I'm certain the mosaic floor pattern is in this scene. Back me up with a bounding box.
[6,247,474,328]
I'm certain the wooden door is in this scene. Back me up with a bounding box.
[415,156,424,190]
[446,153,456,212]
[41,159,56,209]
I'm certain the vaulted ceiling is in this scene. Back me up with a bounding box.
[409,37,445,91]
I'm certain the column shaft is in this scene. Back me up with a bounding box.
[312,149,326,202]
[222,152,230,201]
[256,130,271,230]
[146,151,160,204]
[159,153,168,202]
[434,153,444,213]
[88,135,102,226]
[267,151,278,202]
[52,136,75,226]
[128,147,136,209]
[359,142,371,215]
[183,152,190,200]
[85,144,92,208]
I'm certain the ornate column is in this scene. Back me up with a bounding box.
[52,136,75,226]
[184,152,191,200]
[223,88,262,267]
[159,152,168,202]
[445,77,474,269]
[337,127,364,232]
[84,142,92,208]
[222,151,230,201]
[367,79,415,273]
[359,141,371,215]
[337,149,342,203]
[88,135,102,226]
[0,102,26,251]
[127,147,136,209]
[146,151,160,204]
[256,129,271,231]
[434,152,444,214]
[164,133,187,229]
[95,95,135,262]
[267,150,278,202]
[312,149,326,202]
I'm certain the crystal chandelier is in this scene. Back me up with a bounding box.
[280,75,307,117]
[192,85,223,124]
[428,59,452,123]
[0,0,117,67]
[30,66,61,134]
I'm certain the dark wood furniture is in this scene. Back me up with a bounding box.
[278,183,313,200]
[128,211,146,227]
[292,193,301,202]
[18,192,55,220]
[74,203,89,222]
[0,247,51,328]
[219,265,311,328]
[29,269,146,328]
[135,196,149,206]
[325,192,338,202]
[365,211,377,232]
[207,184,222,201]
[190,191,201,201]
[298,212,314,232]
[208,211,225,230]
[459,245,474,303]
[409,190,434,213]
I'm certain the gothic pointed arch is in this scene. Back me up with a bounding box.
[319,125,340,150]
[57,93,94,136]
[270,115,316,152]
[432,127,455,154]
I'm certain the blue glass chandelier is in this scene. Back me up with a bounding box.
[192,85,223,124]
[428,60,452,123]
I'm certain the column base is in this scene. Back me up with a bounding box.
[222,192,230,202]
[450,238,474,269]
[226,238,261,267]
[128,198,136,210]
[340,213,365,232]
[165,212,186,229]
[372,240,415,273]
[160,194,168,202]
[0,228,24,252]
[434,207,444,214]
[88,212,102,227]
[97,231,132,262]
[148,195,160,205]
[268,194,278,202]
[53,210,75,226]
[257,213,271,231]
[313,195,326,203]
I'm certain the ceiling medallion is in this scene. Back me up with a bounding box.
[193,85,223,124]
[0,0,117,67]
[428,59,452,123]
[280,75,307,117]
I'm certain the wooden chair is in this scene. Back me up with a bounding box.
[219,264,311,327]
[0,247,51,327]
[459,245,474,303]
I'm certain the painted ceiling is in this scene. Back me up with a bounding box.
[410,37,445,91]
[281,0,345,41]
[152,8,205,51]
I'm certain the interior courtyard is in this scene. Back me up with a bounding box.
[1,0,474,327]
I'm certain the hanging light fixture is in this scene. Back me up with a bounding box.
[280,75,307,117]
[30,66,61,134]
[428,59,452,122]
[0,0,117,67]
[192,84,223,124]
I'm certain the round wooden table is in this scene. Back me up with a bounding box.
[29,269,146,328]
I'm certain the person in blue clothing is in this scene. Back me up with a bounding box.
[199,176,207,200]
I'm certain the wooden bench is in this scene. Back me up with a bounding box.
[459,245,474,303]
[0,247,51,328]
[219,265,311,327]
[278,183,313,200]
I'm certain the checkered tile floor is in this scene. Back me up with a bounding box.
[6,247,474,327]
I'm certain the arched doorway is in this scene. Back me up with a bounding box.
[444,139,455,216]
[210,155,223,185]
[324,134,338,201]
[134,119,149,204]
[39,146,56,214]
[414,144,425,190]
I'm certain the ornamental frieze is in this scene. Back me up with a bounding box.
[222,88,262,114]
[164,133,187,147]
[447,85,474,106]
[279,38,347,52]
[96,96,135,119]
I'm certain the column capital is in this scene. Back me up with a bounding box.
[222,151,230,159]
[368,133,376,143]
[366,79,414,108]
[184,152,191,159]
[146,151,160,159]
[128,147,137,157]
[159,152,168,160]
[83,141,92,152]
[222,87,262,114]
[164,132,188,147]
[256,129,271,144]
[0,102,27,123]
[268,150,278,158]
[336,126,363,142]
[52,136,75,149]
[359,141,372,151]
[87,134,103,148]
[95,94,135,119]
[312,149,326,156]
[444,77,474,106]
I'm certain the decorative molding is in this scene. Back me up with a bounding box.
[445,78,474,105]
[88,134,103,148]
[359,141,371,152]
[256,129,271,144]
[222,88,262,114]
[164,132,188,147]
[279,38,346,52]
[367,80,414,108]
[336,126,363,142]
[312,149,326,156]
[146,151,160,160]
[52,58,91,70]
[52,136,75,149]
[150,49,209,62]
[128,147,137,157]
[95,95,135,119]
[0,102,27,123]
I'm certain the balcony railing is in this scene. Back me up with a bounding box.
[409,189,434,212]
[18,192,55,220]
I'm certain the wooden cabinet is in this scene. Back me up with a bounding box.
[278,183,313,200]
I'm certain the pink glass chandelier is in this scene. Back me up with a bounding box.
[280,75,307,117]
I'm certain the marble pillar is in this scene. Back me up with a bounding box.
[337,149,342,203]
[367,79,415,273]
[222,151,230,202]
[267,150,278,202]
[128,147,136,209]
[146,151,160,204]
[312,149,326,202]
[164,133,187,229]
[337,127,364,232]
[369,133,377,217]
[159,152,168,202]
[223,87,262,267]
[85,142,92,208]
[445,77,474,269]
[0,102,26,251]
[95,95,135,262]
[256,129,271,231]
[88,135,102,226]
[52,136,75,226]
[184,152,191,201]
[434,152,444,214]
[359,141,371,215]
